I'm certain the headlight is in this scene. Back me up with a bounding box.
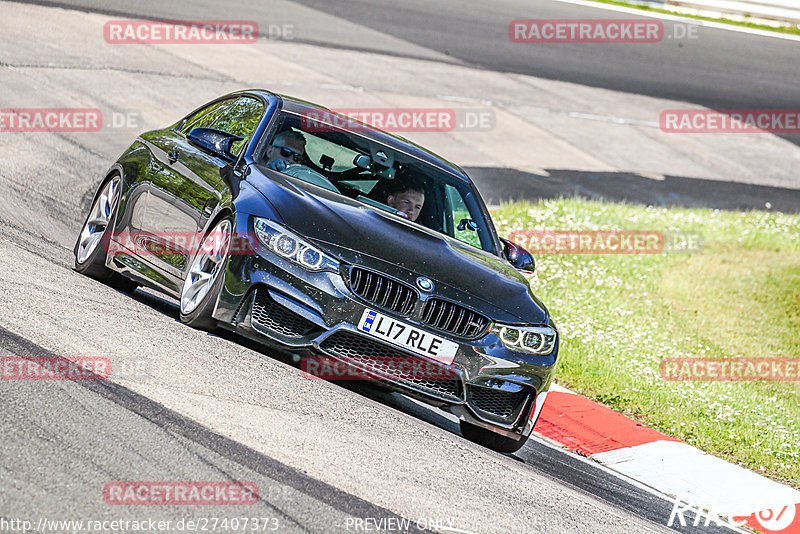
[492,324,557,355]
[253,218,340,273]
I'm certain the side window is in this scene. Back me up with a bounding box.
[445,184,481,249]
[210,97,266,155]
[179,99,234,135]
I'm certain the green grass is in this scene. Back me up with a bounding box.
[587,0,800,37]
[491,199,800,487]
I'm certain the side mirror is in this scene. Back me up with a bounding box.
[187,128,243,163]
[500,237,535,273]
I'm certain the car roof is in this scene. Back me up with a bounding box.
[239,89,473,183]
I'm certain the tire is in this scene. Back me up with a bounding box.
[178,217,233,330]
[459,420,529,453]
[74,175,138,293]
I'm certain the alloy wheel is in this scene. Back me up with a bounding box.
[76,177,120,264]
[180,219,232,315]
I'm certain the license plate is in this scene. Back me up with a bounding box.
[357,309,458,365]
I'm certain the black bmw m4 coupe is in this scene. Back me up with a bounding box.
[74,89,559,453]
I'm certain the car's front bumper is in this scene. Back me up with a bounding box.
[213,221,558,442]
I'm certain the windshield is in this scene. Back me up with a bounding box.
[257,110,496,253]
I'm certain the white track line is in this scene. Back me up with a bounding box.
[593,441,800,524]
[552,0,800,41]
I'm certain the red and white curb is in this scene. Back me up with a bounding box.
[534,383,800,532]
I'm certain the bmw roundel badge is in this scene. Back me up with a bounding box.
[416,277,434,292]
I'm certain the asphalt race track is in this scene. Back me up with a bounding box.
[1,0,795,532]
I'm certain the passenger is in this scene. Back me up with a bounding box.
[386,179,425,222]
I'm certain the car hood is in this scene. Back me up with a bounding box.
[245,166,549,324]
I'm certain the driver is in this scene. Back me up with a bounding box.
[386,179,425,222]
[265,130,306,172]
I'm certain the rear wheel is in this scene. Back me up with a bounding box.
[179,217,232,330]
[459,420,529,453]
[74,175,137,292]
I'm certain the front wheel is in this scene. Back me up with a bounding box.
[178,217,232,330]
[459,420,529,453]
